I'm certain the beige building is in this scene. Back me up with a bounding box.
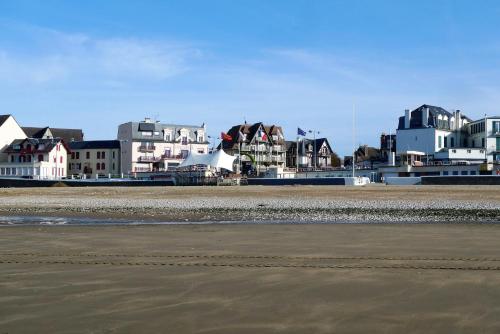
[117,118,209,173]
[68,140,121,178]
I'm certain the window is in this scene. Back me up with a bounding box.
[165,134,171,141]
[154,131,160,135]
[443,171,449,176]
[182,137,188,145]
[438,136,442,148]
[76,152,80,159]
[198,136,203,142]
[86,152,90,159]
[102,151,106,159]
[482,138,485,148]
[10,155,14,162]
[53,157,56,163]
[97,151,101,159]
[60,156,63,163]
[164,149,171,158]
[112,163,115,170]
[472,140,475,147]
[198,149,204,154]
[461,171,468,175]
[112,151,115,159]
[470,171,477,175]
[452,171,459,176]
[101,163,105,170]
[38,154,44,162]
[96,163,101,170]
[71,152,75,159]
[142,131,152,137]
[451,138,455,147]
[181,150,188,158]
[444,137,448,148]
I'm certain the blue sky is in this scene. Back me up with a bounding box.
[1,0,500,155]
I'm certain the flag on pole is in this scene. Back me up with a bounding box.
[297,128,306,136]
[261,130,268,141]
[221,132,233,142]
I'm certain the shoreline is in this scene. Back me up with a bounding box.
[0,185,498,223]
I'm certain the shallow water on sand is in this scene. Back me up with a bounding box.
[0,215,498,226]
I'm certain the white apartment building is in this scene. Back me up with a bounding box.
[117,118,209,173]
[464,116,500,163]
[0,138,69,179]
[395,104,495,163]
[68,140,121,178]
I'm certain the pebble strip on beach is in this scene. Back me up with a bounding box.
[0,196,498,223]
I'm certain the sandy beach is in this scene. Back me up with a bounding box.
[2,223,500,333]
[1,185,500,333]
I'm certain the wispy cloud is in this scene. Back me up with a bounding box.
[0,24,201,86]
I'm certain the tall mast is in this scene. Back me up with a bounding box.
[352,103,356,178]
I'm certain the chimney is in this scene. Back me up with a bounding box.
[404,109,411,129]
[422,107,429,127]
[456,110,461,129]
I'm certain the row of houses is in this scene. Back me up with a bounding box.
[1,104,498,180]
[0,115,336,179]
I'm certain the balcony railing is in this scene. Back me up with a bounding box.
[138,145,156,152]
[161,154,185,160]
[137,156,160,163]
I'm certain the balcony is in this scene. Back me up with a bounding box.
[137,156,160,163]
[138,145,156,152]
[161,154,185,160]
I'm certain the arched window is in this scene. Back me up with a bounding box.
[101,163,105,170]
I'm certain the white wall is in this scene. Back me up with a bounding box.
[0,116,27,162]
[396,128,436,155]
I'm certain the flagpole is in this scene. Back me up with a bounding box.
[296,136,299,172]
[352,103,356,178]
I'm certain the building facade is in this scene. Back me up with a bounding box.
[394,104,500,163]
[221,122,286,175]
[0,138,69,179]
[117,118,209,173]
[286,138,333,169]
[68,140,121,178]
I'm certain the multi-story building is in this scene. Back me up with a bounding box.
[394,104,499,163]
[68,140,121,178]
[286,138,333,169]
[0,115,27,162]
[221,122,286,175]
[463,116,500,163]
[0,137,69,179]
[117,118,209,173]
[397,105,472,157]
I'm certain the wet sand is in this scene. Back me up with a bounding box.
[2,223,500,333]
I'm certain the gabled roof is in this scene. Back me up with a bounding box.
[286,138,333,155]
[22,127,84,143]
[69,140,121,150]
[3,137,70,154]
[0,115,11,127]
[221,122,285,150]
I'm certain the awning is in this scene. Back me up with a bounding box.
[179,150,236,171]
